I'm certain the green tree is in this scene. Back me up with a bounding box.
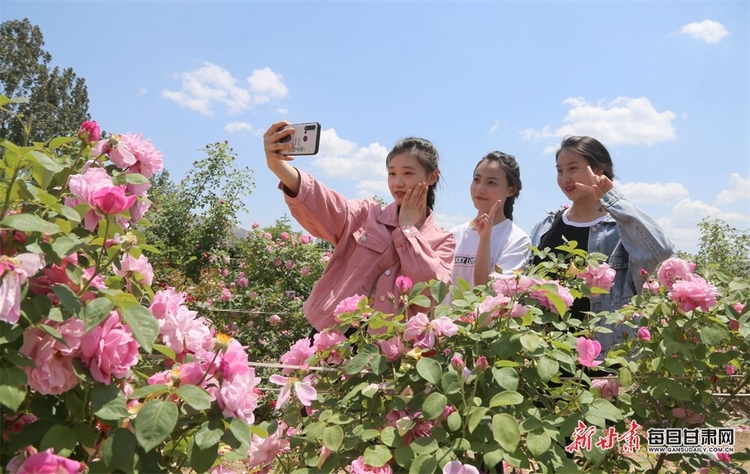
[693,217,750,283]
[145,141,255,281]
[263,214,294,240]
[0,18,89,145]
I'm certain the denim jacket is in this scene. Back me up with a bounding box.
[529,188,674,355]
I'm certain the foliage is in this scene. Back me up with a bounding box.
[694,218,750,284]
[0,102,275,473]
[144,141,254,282]
[0,18,89,146]
[267,242,750,473]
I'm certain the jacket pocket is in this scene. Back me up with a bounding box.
[350,227,390,269]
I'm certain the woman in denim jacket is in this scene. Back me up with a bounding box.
[530,136,674,356]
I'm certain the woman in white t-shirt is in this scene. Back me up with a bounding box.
[450,151,531,289]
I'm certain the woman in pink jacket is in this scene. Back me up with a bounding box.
[263,121,455,333]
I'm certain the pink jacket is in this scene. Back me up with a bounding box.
[283,170,455,331]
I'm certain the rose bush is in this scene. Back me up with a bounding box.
[0,97,275,473]
[262,241,749,473]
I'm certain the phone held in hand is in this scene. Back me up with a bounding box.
[279,122,321,155]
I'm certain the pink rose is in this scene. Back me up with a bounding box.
[300,266,310,277]
[492,274,537,297]
[643,279,660,294]
[269,314,281,326]
[668,275,719,313]
[280,232,289,240]
[657,258,696,290]
[314,331,346,352]
[7,447,85,474]
[443,460,480,474]
[530,279,574,315]
[279,338,315,375]
[350,456,393,474]
[474,356,488,373]
[0,253,45,324]
[273,258,282,267]
[579,263,616,293]
[395,275,413,293]
[725,365,736,375]
[78,121,100,143]
[378,336,404,362]
[80,312,140,384]
[403,313,458,349]
[285,260,294,270]
[637,327,651,341]
[591,378,620,400]
[672,407,705,425]
[214,372,261,425]
[300,234,313,244]
[113,253,154,286]
[20,318,84,395]
[451,354,465,371]
[333,294,366,319]
[577,337,602,367]
[92,185,137,215]
[65,167,114,231]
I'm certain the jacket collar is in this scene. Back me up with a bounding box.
[376,201,436,230]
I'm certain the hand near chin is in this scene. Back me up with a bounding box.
[399,182,428,228]
[474,199,502,240]
[577,166,614,200]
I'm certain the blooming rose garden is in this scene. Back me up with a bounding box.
[0,100,749,473]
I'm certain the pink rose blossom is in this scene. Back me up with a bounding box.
[579,263,616,293]
[269,374,317,408]
[395,275,413,293]
[269,314,281,326]
[252,222,260,229]
[451,354,465,371]
[672,407,705,425]
[7,447,85,474]
[716,452,731,463]
[350,456,393,474]
[591,378,620,400]
[113,253,154,286]
[643,279,660,294]
[220,288,231,302]
[403,313,458,349]
[314,331,346,352]
[65,167,114,231]
[285,260,294,270]
[80,312,140,384]
[725,365,736,375]
[492,274,537,297]
[214,371,261,424]
[333,294,366,319]
[149,288,212,357]
[20,318,85,395]
[0,253,45,324]
[443,460,480,474]
[638,327,651,341]
[530,279,574,315]
[237,276,249,287]
[577,337,602,367]
[300,265,310,277]
[378,336,404,362]
[668,275,719,313]
[300,234,313,244]
[92,185,137,215]
[219,339,252,381]
[474,356,488,373]
[657,258,696,290]
[273,258,282,267]
[280,338,315,374]
[78,121,100,143]
[246,424,285,469]
[280,232,289,240]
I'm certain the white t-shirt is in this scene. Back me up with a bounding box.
[449,219,531,288]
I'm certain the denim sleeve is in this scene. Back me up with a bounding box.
[600,187,674,278]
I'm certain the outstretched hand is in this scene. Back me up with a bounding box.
[474,199,502,240]
[399,182,428,229]
[263,121,296,166]
[576,166,614,200]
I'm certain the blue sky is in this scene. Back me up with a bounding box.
[5,1,749,253]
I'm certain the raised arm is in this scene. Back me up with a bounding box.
[263,121,301,196]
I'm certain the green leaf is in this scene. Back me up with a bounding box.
[187,438,218,473]
[91,384,130,421]
[49,136,77,150]
[71,422,97,448]
[0,322,24,344]
[0,367,28,411]
[39,425,78,457]
[489,390,524,407]
[364,444,393,468]
[121,304,159,353]
[422,392,448,420]
[361,429,381,441]
[58,205,82,223]
[537,357,559,382]
[526,431,552,457]
[1,214,60,234]
[409,453,437,474]
[440,370,461,394]
[700,325,729,346]
[26,150,64,173]
[380,426,398,447]
[468,407,488,433]
[176,384,212,410]
[124,173,150,185]
[520,333,542,352]
[129,384,170,400]
[482,447,504,469]
[416,357,442,384]
[38,323,69,347]
[102,428,137,471]
[133,399,178,452]
[446,411,462,432]
[195,421,224,450]
[322,425,344,452]
[84,298,115,332]
[152,344,177,361]
[587,399,624,422]
[410,437,439,454]
[430,281,447,305]
[369,354,387,375]
[345,353,371,374]
[228,417,252,447]
[52,284,83,318]
[492,413,521,452]
[492,367,519,391]
[410,295,431,307]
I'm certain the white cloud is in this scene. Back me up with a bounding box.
[679,20,730,44]
[714,173,750,206]
[224,121,261,134]
[247,67,289,104]
[681,112,688,120]
[658,197,750,252]
[310,128,389,181]
[277,108,289,114]
[615,181,689,204]
[434,213,473,231]
[138,87,147,95]
[162,62,288,115]
[520,97,677,150]
[489,121,502,134]
[355,179,391,200]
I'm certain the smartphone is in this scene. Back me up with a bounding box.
[279,122,321,155]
